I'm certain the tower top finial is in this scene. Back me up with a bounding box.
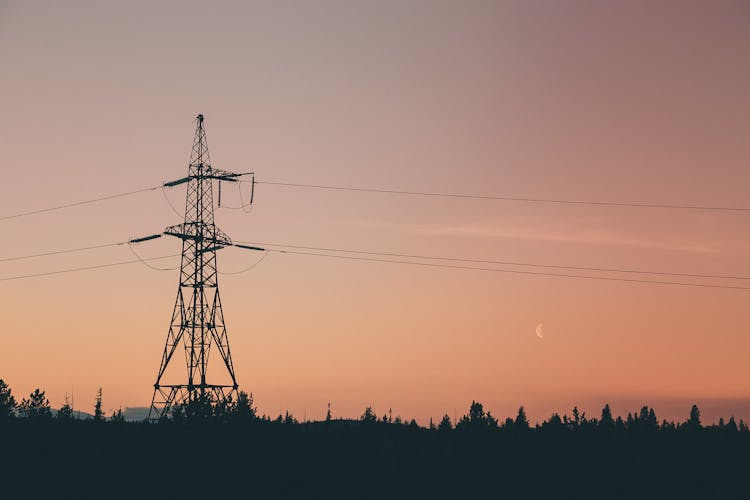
[197,114,204,123]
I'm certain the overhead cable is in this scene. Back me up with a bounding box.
[268,249,750,291]
[255,180,750,213]
[238,241,750,281]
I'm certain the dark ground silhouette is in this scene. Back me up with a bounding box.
[1,380,749,499]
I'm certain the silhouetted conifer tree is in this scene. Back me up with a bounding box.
[171,404,186,423]
[468,401,485,426]
[214,397,233,422]
[514,407,529,431]
[636,406,658,432]
[438,414,452,431]
[179,393,213,422]
[57,396,73,420]
[686,405,701,431]
[93,388,104,422]
[727,417,738,433]
[0,379,16,420]
[542,413,564,432]
[18,389,52,420]
[615,416,625,432]
[487,411,498,429]
[661,420,677,432]
[234,391,257,422]
[571,406,585,430]
[600,404,614,431]
[647,408,658,431]
[626,412,635,430]
[360,406,377,423]
[110,408,125,423]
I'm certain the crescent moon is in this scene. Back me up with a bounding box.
[535,323,544,339]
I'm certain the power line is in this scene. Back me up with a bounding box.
[0,241,127,263]
[3,176,745,225]
[0,234,163,263]
[254,180,750,213]
[4,235,747,289]
[268,249,750,291]
[0,185,161,222]
[238,241,750,281]
[2,240,747,290]
[0,254,179,282]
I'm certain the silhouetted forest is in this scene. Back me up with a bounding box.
[1,379,749,499]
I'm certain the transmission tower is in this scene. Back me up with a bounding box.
[147,114,259,421]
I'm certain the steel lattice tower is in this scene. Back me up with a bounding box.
[148,115,247,421]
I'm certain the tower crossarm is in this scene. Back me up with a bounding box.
[163,169,250,189]
[163,222,233,248]
[201,167,249,182]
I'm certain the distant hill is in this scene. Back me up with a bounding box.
[50,408,94,419]
[49,408,147,421]
[122,407,150,422]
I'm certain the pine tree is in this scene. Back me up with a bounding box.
[600,404,614,431]
[468,401,486,426]
[487,411,498,429]
[57,395,74,420]
[615,416,626,432]
[0,379,16,419]
[234,391,257,422]
[626,412,635,430]
[636,406,658,432]
[18,389,52,420]
[542,413,564,431]
[571,406,582,430]
[514,406,529,431]
[360,406,377,423]
[727,416,739,433]
[110,408,125,423]
[171,404,186,423]
[93,388,104,422]
[686,404,701,431]
[438,414,452,431]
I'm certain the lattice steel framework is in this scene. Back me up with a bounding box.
[148,115,244,421]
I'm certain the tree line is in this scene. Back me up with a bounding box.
[1,378,748,434]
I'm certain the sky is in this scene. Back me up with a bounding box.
[1,0,749,424]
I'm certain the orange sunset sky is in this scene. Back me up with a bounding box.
[1,0,749,424]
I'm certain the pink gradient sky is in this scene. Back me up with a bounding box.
[1,0,749,424]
